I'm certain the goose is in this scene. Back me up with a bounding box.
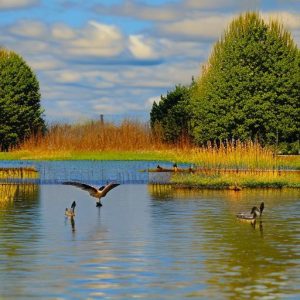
[63,181,120,207]
[236,202,264,221]
[65,201,76,217]
[156,165,163,171]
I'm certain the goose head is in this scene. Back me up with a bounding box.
[250,206,260,218]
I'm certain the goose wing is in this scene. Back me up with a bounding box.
[63,181,99,197]
[236,212,253,220]
[100,183,120,197]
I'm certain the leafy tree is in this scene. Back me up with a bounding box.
[150,84,192,143]
[0,49,45,151]
[190,12,300,146]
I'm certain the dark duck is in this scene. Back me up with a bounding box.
[236,202,264,222]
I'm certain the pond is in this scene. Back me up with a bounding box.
[0,161,299,299]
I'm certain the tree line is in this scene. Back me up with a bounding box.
[150,12,300,153]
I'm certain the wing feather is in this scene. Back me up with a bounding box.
[63,181,99,197]
[100,183,120,197]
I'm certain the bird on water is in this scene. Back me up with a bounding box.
[63,181,120,207]
[236,202,264,222]
[65,201,76,217]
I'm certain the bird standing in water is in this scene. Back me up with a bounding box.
[63,181,120,207]
[236,202,265,222]
[65,201,76,217]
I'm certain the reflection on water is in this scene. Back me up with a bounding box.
[0,184,41,298]
[0,182,299,299]
[149,186,300,299]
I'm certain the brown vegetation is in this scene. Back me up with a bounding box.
[13,120,298,170]
[18,119,166,151]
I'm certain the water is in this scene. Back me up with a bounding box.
[0,160,175,184]
[0,161,299,299]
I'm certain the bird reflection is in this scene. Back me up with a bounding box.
[65,215,76,232]
[251,220,264,237]
[70,216,76,232]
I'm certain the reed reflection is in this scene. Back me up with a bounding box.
[148,185,300,299]
[0,183,41,296]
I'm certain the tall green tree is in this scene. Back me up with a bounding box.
[0,49,45,151]
[190,12,300,146]
[150,84,192,143]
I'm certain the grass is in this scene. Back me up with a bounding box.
[170,170,300,189]
[0,120,299,172]
[0,167,39,179]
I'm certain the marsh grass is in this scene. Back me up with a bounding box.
[19,120,164,152]
[170,170,300,189]
[0,167,39,179]
[2,119,299,170]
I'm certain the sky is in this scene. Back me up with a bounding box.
[0,0,299,123]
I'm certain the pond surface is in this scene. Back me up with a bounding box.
[0,160,176,184]
[0,161,299,299]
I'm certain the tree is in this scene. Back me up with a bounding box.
[190,12,300,146]
[150,84,192,143]
[0,49,45,151]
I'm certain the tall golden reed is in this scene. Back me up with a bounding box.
[16,119,297,169]
[19,119,165,151]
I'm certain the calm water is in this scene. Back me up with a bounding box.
[0,161,299,299]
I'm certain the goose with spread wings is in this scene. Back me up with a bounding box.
[63,181,120,207]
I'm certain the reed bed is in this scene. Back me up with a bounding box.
[19,120,165,152]
[7,119,299,170]
[0,167,39,179]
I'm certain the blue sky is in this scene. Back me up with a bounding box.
[0,0,299,123]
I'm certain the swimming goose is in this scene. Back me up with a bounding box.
[236,202,264,221]
[63,181,120,207]
[65,201,76,217]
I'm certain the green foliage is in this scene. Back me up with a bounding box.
[190,12,300,146]
[150,84,192,143]
[0,49,45,151]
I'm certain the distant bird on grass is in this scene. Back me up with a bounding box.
[63,181,120,207]
[65,201,76,217]
[236,202,265,222]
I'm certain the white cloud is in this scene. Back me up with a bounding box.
[95,0,182,21]
[93,103,125,114]
[55,71,82,83]
[129,35,157,59]
[66,21,124,57]
[0,0,39,10]
[28,57,61,71]
[9,20,47,38]
[146,96,161,109]
[263,11,300,30]
[51,23,76,40]
[158,14,234,39]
